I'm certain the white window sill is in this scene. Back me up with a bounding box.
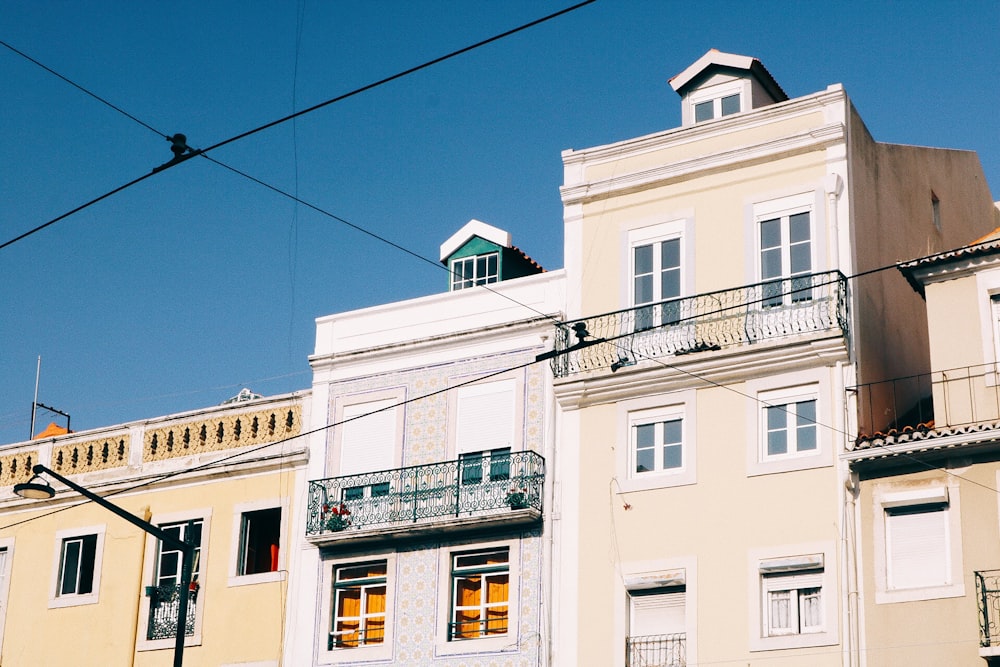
[618,471,696,493]
[750,629,838,652]
[227,570,285,588]
[748,452,830,477]
[320,643,393,664]
[875,582,965,605]
[48,592,100,609]
[435,634,516,657]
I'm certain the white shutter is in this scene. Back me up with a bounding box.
[629,590,685,636]
[455,380,515,454]
[340,399,397,475]
[886,505,949,589]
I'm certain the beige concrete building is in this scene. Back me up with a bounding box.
[551,50,997,666]
[845,225,1000,665]
[0,389,307,666]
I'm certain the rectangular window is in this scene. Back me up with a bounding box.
[626,587,686,667]
[763,399,817,458]
[339,398,397,476]
[58,534,97,596]
[885,503,949,590]
[147,519,203,641]
[455,379,516,454]
[633,419,683,474]
[237,508,280,576]
[760,211,812,306]
[460,448,511,485]
[763,572,823,636]
[451,253,499,291]
[632,237,682,329]
[331,561,387,649]
[450,548,509,640]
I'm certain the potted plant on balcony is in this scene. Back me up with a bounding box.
[506,486,529,510]
[322,502,352,532]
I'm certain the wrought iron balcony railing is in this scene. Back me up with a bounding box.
[850,363,1000,439]
[977,570,1000,648]
[146,582,197,640]
[306,450,544,538]
[551,271,848,377]
[448,615,509,640]
[626,633,686,667]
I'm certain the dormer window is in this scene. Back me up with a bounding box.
[694,93,741,123]
[451,253,499,291]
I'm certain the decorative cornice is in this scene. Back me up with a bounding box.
[560,123,844,206]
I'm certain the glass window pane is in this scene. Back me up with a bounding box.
[663,443,682,469]
[694,100,714,122]
[790,243,811,274]
[661,269,680,300]
[789,212,811,243]
[662,419,682,444]
[661,238,680,270]
[634,244,653,275]
[761,249,782,280]
[635,276,653,305]
[769,590,792,631]
[636,423,655,447]
[766,405,786,430]
[635,447,654,473]
[760,219,782,250]
[61,540,81,595]
[721,94,740,116]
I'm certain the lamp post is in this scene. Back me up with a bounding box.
[15,464,194,667]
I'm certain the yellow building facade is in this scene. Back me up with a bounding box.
[0,391,308,666]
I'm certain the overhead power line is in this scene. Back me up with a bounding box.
[0,0,597,252]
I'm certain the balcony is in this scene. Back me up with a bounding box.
[551,271,848,377]
[306,450,544,545]
[145,583,197,640]
[977,570,1000,654]
[626,633,686,667]
[850,363,1000,440]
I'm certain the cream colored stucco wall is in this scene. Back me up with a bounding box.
[856,465,1000,666]
[0,469,295,667]
[924,273,986,371]
[577,151,828,317]
[571,379,843,666]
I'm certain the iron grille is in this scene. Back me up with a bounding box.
[551,271,848,377]
[306,451,544,536]
[146,583,197,640]
[626,633,686,667]
[977,570,1000,648]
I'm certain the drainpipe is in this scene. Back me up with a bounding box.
[838,359,861,667]
[128,506,152,666]
[542,334,556,667]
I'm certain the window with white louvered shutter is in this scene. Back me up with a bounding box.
[886,504,949,590]
[340,399,397,476]
[628,588,685,636]
[455,380,516,454]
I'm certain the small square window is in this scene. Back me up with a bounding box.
[238,508,281,576]
[451,253,499,291]
[450,548,509,640]
[58,534,97,597]
[633,418,683,474]
[763,399,817,458]
[763,572,823,636]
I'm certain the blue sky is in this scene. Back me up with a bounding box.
[1,0,997,443]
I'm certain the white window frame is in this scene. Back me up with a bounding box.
[746,370,832,477]
[748,544,838,651]
[450,252,499,291]
[49,524,106,608]
[760,393,818,460]
[319,551,396,664]
[0,537,15,657]
[761,570,824,637]
[617,391,697,492]
[227,498,288,587]
[136,508,211,652]
[744,190,825,291]
[435,537,521,657]
[873,482,964,604]
[686,80,744,124]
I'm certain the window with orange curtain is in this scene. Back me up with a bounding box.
[331,561,387,649]
[450,548,509,640]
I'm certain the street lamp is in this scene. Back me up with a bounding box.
[14,464,195,667]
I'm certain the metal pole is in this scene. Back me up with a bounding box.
[29,464,192,667]
[29,356,40,439]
